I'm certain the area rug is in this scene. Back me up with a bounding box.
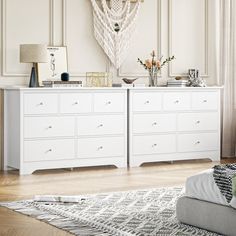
[0,187,221,236]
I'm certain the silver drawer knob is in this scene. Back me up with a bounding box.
[45,149,52,153]
[106,101,111,105]
[152,122,157,126]
[97,146,103,150]
[195,141,201,145]
[152,143,157,147]
[98,124,104,128]
[203,100,207,103]
[145,100,150,104]
[74,101,79,105]
[39,102,44,106]
[48,126,53,129]
[174,100,179,104]
[196,121,200,124]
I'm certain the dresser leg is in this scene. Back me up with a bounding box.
[20,168,35,175]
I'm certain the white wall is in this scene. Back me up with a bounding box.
[0,0,219,168]
[0,0,218,86]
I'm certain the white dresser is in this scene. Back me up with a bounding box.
[4,87,222,174]
[4,88,127,174]
[129,87,221,167]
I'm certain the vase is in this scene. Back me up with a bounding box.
[149,71,158,87]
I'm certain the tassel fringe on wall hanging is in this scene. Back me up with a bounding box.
[90,0,141,69]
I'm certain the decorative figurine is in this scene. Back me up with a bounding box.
[122,78,138,84]
[188,69,207,87]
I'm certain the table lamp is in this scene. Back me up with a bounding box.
[20,44,48,87]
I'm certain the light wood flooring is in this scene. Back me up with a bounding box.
[0,159,235,236]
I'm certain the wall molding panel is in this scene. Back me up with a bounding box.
[168,0,209,77]
[1,0,55,77]
[0,0,216,82]
[118,0,162,78]
[62,0,109,77]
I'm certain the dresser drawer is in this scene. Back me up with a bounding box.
[94,93,125,113]
[24,93,58,114]
[133,114,176,133]
[192,92,218,110]
[24,139,75,162]
[60,93,92,113]
[78,115,124,136]
[163,92,191,111]
[178,113,218,131]
[78,137,124,158]
[133,135,176,155]
[132,92,162,112]
[24,117,75,138]
[178,133,218,152]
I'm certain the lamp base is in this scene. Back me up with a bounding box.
[29,63,39,87]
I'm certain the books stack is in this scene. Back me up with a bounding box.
[167,79,188,87]
[42,81,83,88]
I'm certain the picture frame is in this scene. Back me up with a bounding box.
[38,46,68,85]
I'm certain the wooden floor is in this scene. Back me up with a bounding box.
[0,159,235,236]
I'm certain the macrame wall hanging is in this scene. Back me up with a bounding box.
[90,0,142,69]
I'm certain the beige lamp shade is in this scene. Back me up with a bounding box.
[20,44,48,63]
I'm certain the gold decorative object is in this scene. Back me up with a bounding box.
[86,72,112,87]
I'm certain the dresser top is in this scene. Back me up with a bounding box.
[3,86,223,91]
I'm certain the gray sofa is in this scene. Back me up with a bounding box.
[176,196,236,236]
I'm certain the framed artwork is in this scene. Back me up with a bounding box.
[38,46,68,85]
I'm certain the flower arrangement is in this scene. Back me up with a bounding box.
[137,50,175,86]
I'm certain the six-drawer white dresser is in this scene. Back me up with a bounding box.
[4,87,222,174]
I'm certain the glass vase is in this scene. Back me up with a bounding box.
[149,71,158,87]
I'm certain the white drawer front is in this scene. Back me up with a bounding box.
[78,115,124,136]
[178,113,218,131]
[133,135,176,155]
[24,94,58,114]
[94,93,125,113]
[133,114,176,133]
[192,92,218,110]
[60,93,92,113]
[163,92,191,111]
[132,92,162,112]
[24,139,75,162]
[78,137,124,158]
[24,117,75,138]
[178,133,218,152]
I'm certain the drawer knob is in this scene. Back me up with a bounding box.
[106,101,112,105]
[174,100,179,104]
[45,149,52,153]
[152,143,157,147]
[152,122,158,126]
[97,146,103,150]
[98,124,104,128]
[203,100,208,103]
[195,141,201,145]
[39,102,44,106]
[145,100,150,104]
[196,120,201,124]
[74,101,79,105]
[48,126,53,129]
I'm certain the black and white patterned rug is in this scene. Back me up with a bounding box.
[0,187,220,236]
